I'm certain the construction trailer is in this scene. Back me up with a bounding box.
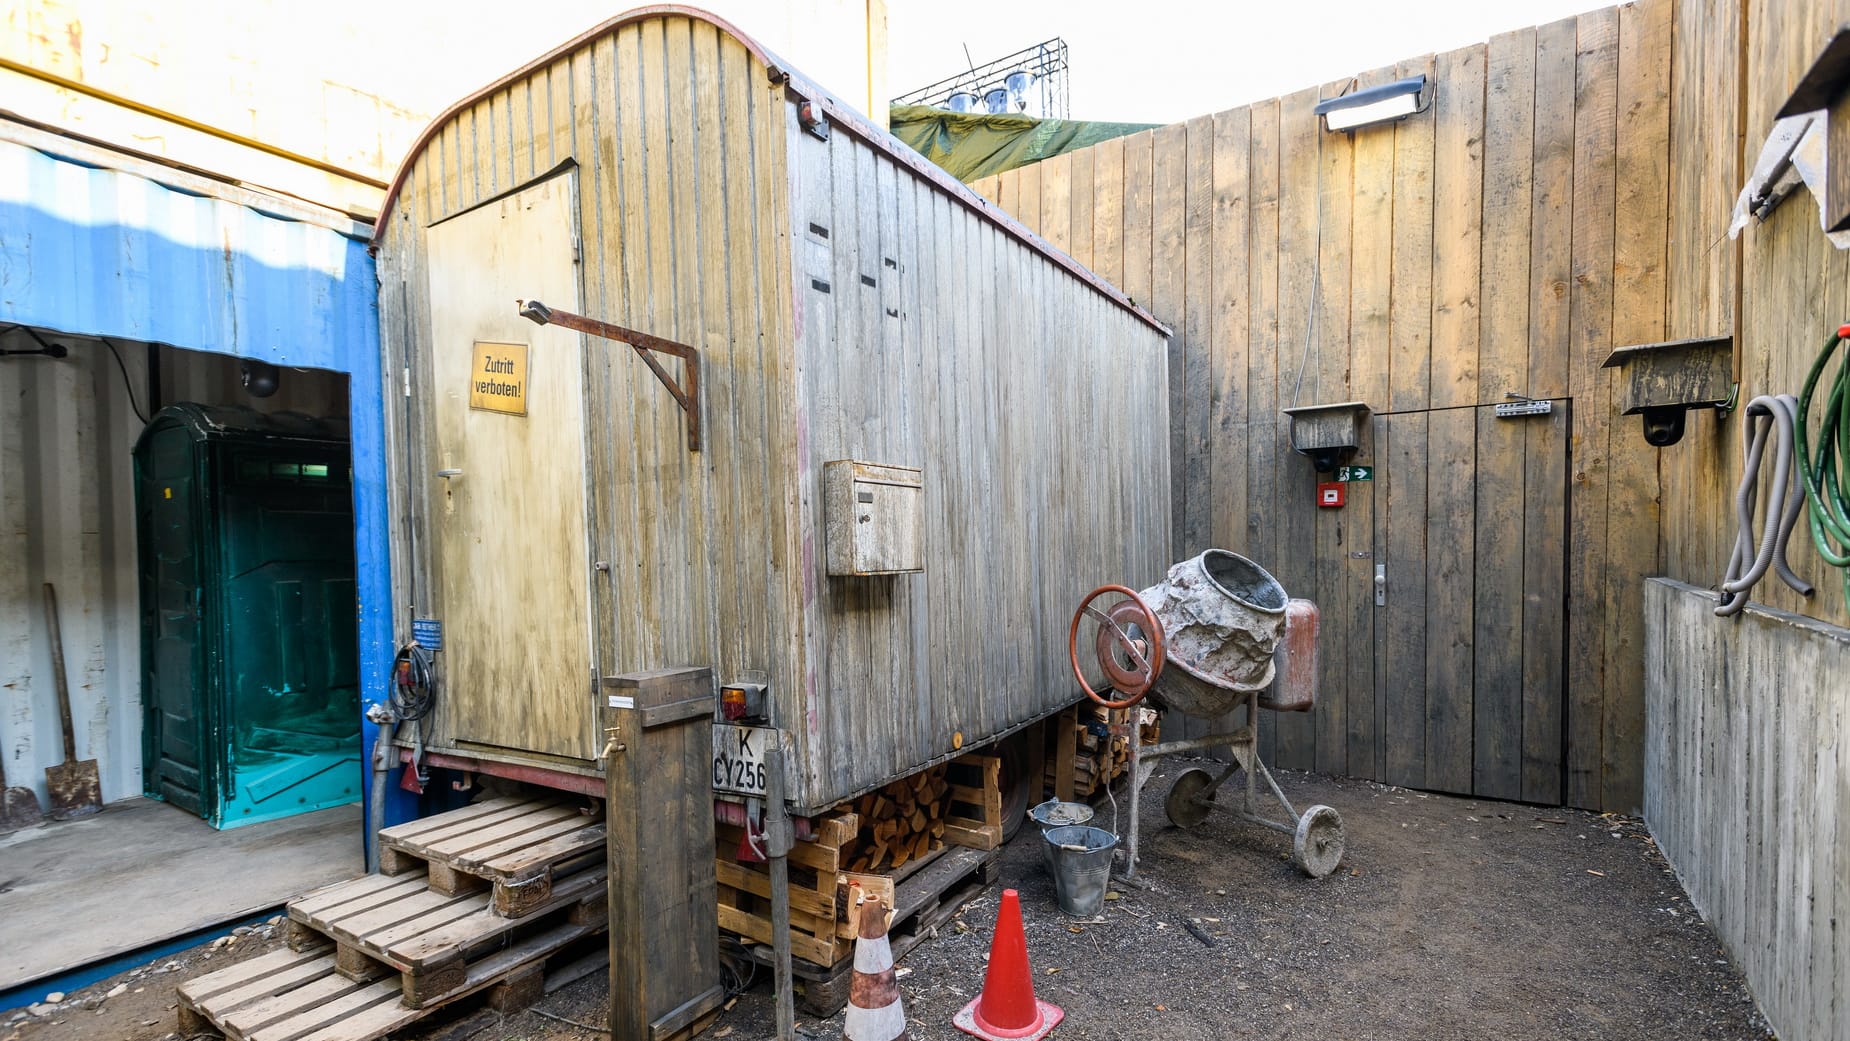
[371,6,1169,824]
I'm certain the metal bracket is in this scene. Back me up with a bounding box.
[519,299,702,451]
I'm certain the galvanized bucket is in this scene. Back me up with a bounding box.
[1028,800,1096,874]
[1043,825,1119,917]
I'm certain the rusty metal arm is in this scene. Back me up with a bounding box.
[519,299,701,451]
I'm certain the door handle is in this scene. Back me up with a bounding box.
[1374,564,1387,606]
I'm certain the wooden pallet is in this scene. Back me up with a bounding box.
[714,813,859,967]
[285,864,606,1007]
[942,753,1004,850]
[376,795,604,916]
[176,933,607,1041]
[724,844,998,1016]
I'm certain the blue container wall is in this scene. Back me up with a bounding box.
[0,135,413,832]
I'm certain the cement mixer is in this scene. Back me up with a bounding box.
[1067,549,1346,878]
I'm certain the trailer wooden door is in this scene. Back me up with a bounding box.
[424,172,596,760]
[1371,402,1569,803]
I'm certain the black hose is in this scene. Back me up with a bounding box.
[390,642,435,722]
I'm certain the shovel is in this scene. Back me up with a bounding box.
[42,583,101,819]
[0,748,43,832]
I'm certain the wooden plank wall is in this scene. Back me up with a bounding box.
[1644,579,1848,1041]
[976,1,1676,810]
[1705,0,1850,636]
[788,109,1172,806]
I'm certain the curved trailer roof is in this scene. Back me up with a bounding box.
[368,4,1170,336]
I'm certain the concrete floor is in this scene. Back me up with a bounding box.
[0,797,362,991]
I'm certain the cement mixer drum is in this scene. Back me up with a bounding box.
[1139,550,1289,718]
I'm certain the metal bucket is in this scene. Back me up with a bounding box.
[1139,549,1289,718]
[1028,800,1095,874]
[1043,825,1119,917]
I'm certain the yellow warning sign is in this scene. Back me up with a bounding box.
[469,341,528,415]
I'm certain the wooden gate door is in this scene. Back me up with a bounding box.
[1372,402,1568,803]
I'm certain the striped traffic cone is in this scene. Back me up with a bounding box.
[844,890,909,1041]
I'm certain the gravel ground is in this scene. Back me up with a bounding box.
[3,764,1771,1041]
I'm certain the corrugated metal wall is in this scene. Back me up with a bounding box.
[0,330,145,803]
[1,121,389,820]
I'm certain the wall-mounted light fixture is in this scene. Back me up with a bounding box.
[1314,75,1429,132]
[1282,401,1371,473]
[1600,335,1735,447]
[240,358,280,398]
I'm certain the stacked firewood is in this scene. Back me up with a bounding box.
[1053,705,1161,798]
[843,764,949,872]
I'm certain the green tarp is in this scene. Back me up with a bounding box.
[889,104,1158,182]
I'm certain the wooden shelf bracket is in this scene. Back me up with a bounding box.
[519,299,701,451]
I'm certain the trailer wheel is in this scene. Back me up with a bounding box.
[1293,804,1345,878]
[996,732,1033,841]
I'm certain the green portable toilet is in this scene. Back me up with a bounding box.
[134,403,361,829]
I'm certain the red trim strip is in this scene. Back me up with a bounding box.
[368,5,1169,336]
[400,746,606,798]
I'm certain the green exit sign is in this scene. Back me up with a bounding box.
[1337,466,1373,482]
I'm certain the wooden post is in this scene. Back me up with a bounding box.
[604,668,725,1041]
[1053,705,1079,802]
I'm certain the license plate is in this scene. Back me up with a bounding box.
[712,724,771,796]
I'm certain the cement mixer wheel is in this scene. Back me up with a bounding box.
[1293,804,1345,878]
[1165,768,1217,828]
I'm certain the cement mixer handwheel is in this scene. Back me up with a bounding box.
[1293,804,1345,878]
[1068,585,1166,709]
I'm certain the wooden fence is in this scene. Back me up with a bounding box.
[973,0,1850,813]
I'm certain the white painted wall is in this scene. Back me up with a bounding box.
[0,331,145,805]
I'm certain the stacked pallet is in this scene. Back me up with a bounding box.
[717,837,999,1016]
[713,753,1005,1014]
[176,796,607,1041]
[1046,705,1161,798]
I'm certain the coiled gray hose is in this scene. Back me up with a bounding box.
[1716,394,1813,616]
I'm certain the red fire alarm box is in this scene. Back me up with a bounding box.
[1318,482,1345,508]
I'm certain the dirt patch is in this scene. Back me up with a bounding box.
[6,766,1771,1041]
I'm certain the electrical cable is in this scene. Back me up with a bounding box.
[1795,326,1850,609]
[390,642,435,722]
[99,337,151,424]
[1288,128,1329,410]
[1715,393,1811,616]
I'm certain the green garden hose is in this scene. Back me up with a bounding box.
[1795,325,1850,608]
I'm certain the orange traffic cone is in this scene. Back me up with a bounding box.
[953,888,1064,1041]
[844,890,910,1041]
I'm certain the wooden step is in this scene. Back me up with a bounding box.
[376,796,605,916]
[285,864,606,1007]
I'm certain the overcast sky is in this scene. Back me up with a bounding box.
[356,0,1612,129]
[883,0,1611,124]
